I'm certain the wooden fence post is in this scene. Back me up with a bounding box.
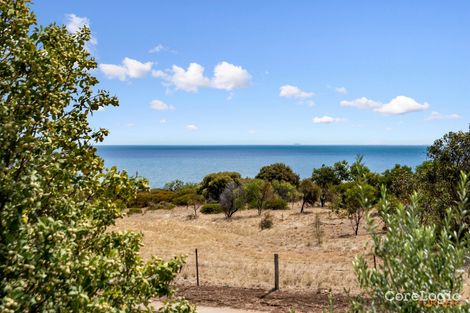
[274,253,279,290]
[195,248,199,287]
[373,254,377,270]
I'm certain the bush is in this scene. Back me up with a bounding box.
[256,163,300,186]
[131,189,176,208]
[259,212,274,230]
[352,173,470,312]
[265,197,288,210]
[148,201,176,211]
[199,172,241,201]
[200,203,223,214]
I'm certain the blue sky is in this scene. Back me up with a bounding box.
[33,1,469,145]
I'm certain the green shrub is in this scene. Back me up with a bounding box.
[265,197,288,210]
[352,173,470,312]
[148,201,176,211]
[200,203,223,214]
[131,189,176,208]
[259,212,274,230]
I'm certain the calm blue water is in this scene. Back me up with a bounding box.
[96,145,428,188]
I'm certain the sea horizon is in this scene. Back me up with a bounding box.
[96,145,429,187]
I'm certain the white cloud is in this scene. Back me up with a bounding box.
[306,100,316,107]
[65,14,97,46]
[149,44,175,54]
[427,111,461,121]
[279,85,314,99]
[374,96,429,115]
[150,100,175,111]
[155,61,251,92]
[340,97,380,109]
[212,61,251,90]
[335,86,348,94]
[341,95,430,115]
[170,63,211,92]
[186,124,198,131]
[151,70,168,79]
[99,64,127,81]
[312,116,345,124]
[160,119,167,124]
[99,57,153,81]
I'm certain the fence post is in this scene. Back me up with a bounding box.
[274,253,279,290]
[373,254,377,270]
[195,248,199,287]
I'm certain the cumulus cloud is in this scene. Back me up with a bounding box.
[341,95,430,115]
[186,124,198,131]
[375,96,429,115]
[150,100,175,111]
[169,63,211,92]
[160,119,167,124]
[65,14,97,46]
[279,85,314,99]
[212,62,251,90]
[148,44,175,54]
[340,97,381,109]
[99,57,153,81]
[312,116,345,124]
[335,86,348,94]
[154,61,250,92]
[427,111,461,121]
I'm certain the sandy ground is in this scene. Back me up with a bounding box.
[115,204,470,312]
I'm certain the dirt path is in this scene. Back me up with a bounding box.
[174,285,351,313]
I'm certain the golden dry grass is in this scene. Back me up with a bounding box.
[115,204,374,293]
[115,204,470,298]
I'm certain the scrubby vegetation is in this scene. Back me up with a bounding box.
[0,1,193,311]
[200,203,223,214]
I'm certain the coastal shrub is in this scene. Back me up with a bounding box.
[220,182,246,219]
[381,164,416,203]
[256,163,300,186]
[0,2,192,311]
[148,201,176,211]
[352,173,470,312]
[265,197,288,210]
[312,161,350,207]
[259,212,274,230]
[200,203,223,214]
[164,180,197,192]
[199,171,241,202]
[243,179,274,215]
[271,180,297,202]
[131,189,176,207]
[299,179,321,213]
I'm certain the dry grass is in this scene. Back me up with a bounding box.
[114,204,470,298]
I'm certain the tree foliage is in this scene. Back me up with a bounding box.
[220,182,245,219]
[243,179,274,215]
[298,179,320,213]
[353,173,470,312]
[255,163,300,186]
[0,1,193,311]
[199,171,241,202]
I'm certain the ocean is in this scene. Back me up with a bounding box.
[96,145,428,188]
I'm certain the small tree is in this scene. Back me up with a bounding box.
[299,179,321,213]
[220,182,245,219]
[0,1,194,311]
[313,214,324,246]
[345,182,375,236]
[187,194,205,218]
[352,173,470,312]
[199,172,241,202]
[256,163,300,186]
[243,179,274,215]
